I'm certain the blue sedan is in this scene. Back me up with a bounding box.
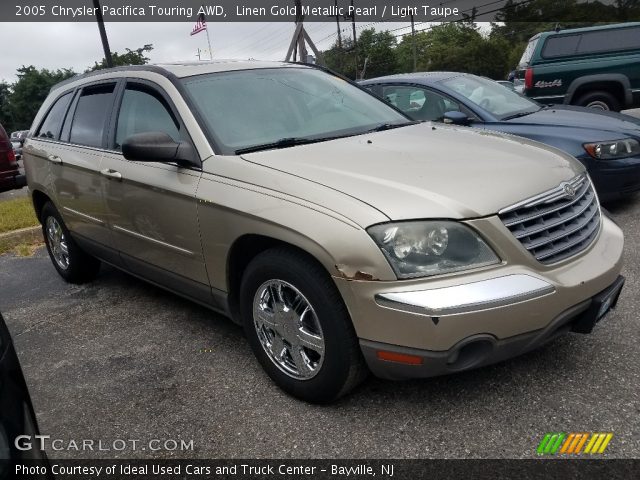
[361,72,640,203]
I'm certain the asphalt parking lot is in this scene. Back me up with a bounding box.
[0,193,638,459]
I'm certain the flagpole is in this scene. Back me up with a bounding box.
[205,26,213,60]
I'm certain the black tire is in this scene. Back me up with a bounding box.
[41,202,100,284]
[239,247,368,403]
[575,90,620,112]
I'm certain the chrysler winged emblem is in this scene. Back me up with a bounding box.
[562,182,577,198]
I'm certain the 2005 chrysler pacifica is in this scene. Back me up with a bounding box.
[24,61,624,403]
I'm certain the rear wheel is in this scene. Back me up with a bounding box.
[575,90,620,112]
[239,248,367,403]
[41,202,100,284]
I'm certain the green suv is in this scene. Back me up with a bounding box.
[518,22,640,111]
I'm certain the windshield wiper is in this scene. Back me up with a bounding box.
[366,121,419,133]
[235,137,323,155]
[501,110,538,120]
[235,122,419,154]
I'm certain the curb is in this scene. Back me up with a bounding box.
[0,225,43,248]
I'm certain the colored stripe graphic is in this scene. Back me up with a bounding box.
[538,433,613,455]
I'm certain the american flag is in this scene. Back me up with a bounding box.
[190,13,206,36]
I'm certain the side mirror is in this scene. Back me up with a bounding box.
[443,111,470,126]
[122,132,199,168]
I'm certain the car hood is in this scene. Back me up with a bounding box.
[240,123,583,220]
[504,105,640,138]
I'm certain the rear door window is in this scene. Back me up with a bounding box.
[542,26,640,59]
[577,26,640,54]
[36,92,72,140]
[69,84,116,148]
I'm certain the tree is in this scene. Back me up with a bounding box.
[9,66,75,131]
[396,31,432,73]
[0,82,14,132]
[89,44,154,71]
[323,29,398,80]
[323,38,357,79]
[356,29,399,79]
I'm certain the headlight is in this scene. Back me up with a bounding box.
[368,221,500,279]
[583,138,640,160]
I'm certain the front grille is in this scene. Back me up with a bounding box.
[499,174,601,264]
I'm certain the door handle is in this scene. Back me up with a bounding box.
[100,168,122,180]
[47,154,62,164]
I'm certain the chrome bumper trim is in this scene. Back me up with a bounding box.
[375,274,555,316]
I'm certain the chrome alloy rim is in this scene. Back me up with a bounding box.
[253,280,325,380]
[46,216,69,270]
[586,100,610,110]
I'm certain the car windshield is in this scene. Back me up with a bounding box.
[441,75,539,120]
[182,67,410,154]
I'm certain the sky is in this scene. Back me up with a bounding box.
[0,21,427,83]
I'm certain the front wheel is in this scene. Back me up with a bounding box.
[239,248,367,403]
[41,202,101,284]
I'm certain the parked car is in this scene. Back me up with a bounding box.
[24,62,624,403]
[496,80,516,91]
[361,72,640,202]
[10,139,22,159]
[10,131,29,160]
[0,123,26,193]
[0,312,50,475]
[516,22,640,111]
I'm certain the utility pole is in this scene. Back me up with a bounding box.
[296,0,307,63]
[92,0,113,68]
[350,0,358,79]
[410,13,417,72]
[196,48,202,61]
[285,0,322,64]
[361,56,369,80]
[335,0,342,49]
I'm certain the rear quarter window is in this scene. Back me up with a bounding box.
[541,35,581,58]
[36,92,73,140]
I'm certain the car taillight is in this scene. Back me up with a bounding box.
[0,149,16,167]
[524,68,533,90]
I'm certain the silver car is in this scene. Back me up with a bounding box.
[23,61,624,402]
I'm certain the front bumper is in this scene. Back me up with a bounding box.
[333,215,624,379]
[582,153,640,202]
[361,275,624,379]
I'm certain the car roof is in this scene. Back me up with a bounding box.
[51,60,309,92]
[536,21,640,40]
[360,71,468,85]
[154,59,301,77]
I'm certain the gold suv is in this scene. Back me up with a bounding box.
[23,62,624,403]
